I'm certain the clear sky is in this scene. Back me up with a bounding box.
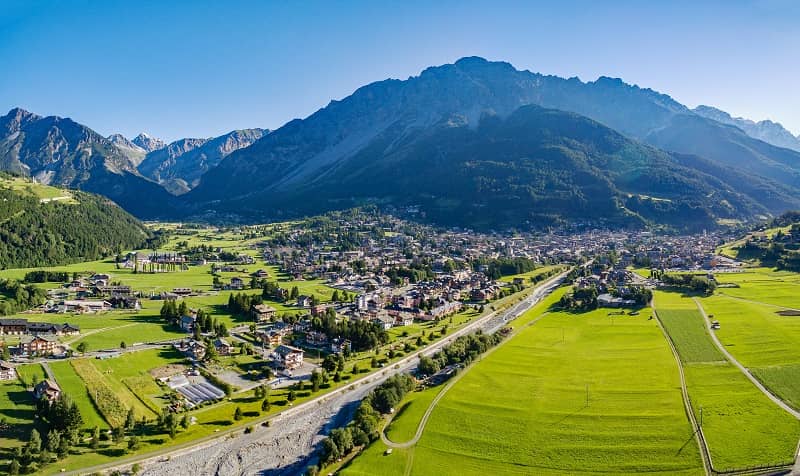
[1,0,798,141]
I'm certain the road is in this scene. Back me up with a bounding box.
[381,311,553,450]
[85,272,567,476]
[692,298,800,420]
[692,298,800,475]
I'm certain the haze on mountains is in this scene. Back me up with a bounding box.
[3,57,800,231]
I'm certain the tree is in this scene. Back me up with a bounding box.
[28,428,42,454]
[287,390,296,403]
[8,459,20,475]
[127,436,140,452]
[46,429,61,455]
[91,426,100,449]
[112,426,125,443]
[261,398,270,412]
[120,340,127,349]
[234,406,243,421]
[180,414,190,429]
[76,342,87,354]
[125,408,136,431]
[310,370,323,393]
[321,354,338,373]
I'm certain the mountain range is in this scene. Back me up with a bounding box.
[3,57,800,231]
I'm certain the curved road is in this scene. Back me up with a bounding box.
[83,272,568,476]
[692,298,800,420]
[380,312,552,449]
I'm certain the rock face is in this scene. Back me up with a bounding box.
[693,105,800,152]
[0,108,177,217]
[137,128,267,194]
[107,133,147,166]
[132,132,166,153]
[183,57,800,229]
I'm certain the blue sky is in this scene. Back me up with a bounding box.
[1,0,798,141]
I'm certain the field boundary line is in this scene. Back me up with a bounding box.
[716,291,800,312]
[652,304,713,476]
[63,272,570,476]
[692,297,800,475]
[692,298,800,419]
[381,311,552,449]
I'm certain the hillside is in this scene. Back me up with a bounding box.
[137,128,267,194]
[693,105,800,152]
[0,108,177,217]
[187,57,800,228]
[0,173,151,269]
[187,105,779,231]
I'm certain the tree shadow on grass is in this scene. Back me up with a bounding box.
[203,419,233,427]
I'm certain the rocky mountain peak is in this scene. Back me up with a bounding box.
[132,133,166,152]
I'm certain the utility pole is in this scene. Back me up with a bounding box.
[585,383,589,407]
[699,405,703,428]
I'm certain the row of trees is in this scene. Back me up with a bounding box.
[473,257,538,280]
[22,270,69,283]
[316,374,416,470]
[661,273,717,295]
[417,330,505,376]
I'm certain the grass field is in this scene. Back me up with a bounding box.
[384,385,442,443]
[15,363,47,388]
[0,378,40,450]
[49,360,109,429]
[344,294,703,476]
[655,290,800,471]
[657,309,724,363]
[693,271,800,412]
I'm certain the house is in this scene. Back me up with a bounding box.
[330,338,351,354]
[251,304,277,322]
[0,319,29,335]
[273,344,304,370]
[0,361,16,381]
[19,335,58,356]
[297,295,313,308]
[394,314,414,327]
[180,315,196,332]
[252,269,269,278]
[372,315,394,330]
[305,330,328,346]
[597,293,637,308]
[229,277,245,290]
[33,380,61,402]
[94,285,132,296]
[311,303,330,317]
[257,329,285,348]
[213,338,232,356]
[172,287,193,296]
[58,300,111,313]
[59,323,81,336]
[109,296,141,310]
[175,339,206,360]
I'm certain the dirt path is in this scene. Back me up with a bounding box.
[692,298,800,420]
[381,312,551,450]
[716,291,800,312]
[692,298,800,474]
[651,301,712,476]
[62,323,138,345]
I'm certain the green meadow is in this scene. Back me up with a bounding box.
[655,290,800,471]
[344,292,703,476]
